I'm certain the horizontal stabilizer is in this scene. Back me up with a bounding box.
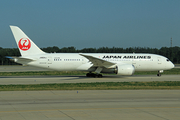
[6,56,35,65]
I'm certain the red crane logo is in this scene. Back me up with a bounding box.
[18,38,31,51]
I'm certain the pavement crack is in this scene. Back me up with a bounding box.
[136,108,169,120]
[58,110,75,120]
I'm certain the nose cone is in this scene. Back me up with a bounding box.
[169,62,175,69]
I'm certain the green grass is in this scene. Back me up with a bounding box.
[0,68,179,76]
[0,81,180,91]
[134,68,180,75]
[0,71,87,76]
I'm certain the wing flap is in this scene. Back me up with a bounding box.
[79,54,116,68]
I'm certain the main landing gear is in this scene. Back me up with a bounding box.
[86,72,103,78]
[157,70,163,77]
[86,67,103,78]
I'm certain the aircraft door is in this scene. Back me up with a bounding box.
[132,60,140,69]
[39,57,47,64]
[157,57,161,64]
[82,57,86,64]
[48,57,52,64]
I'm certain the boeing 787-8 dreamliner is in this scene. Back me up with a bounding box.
[9,26,174,77]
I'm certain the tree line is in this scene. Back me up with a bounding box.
[0,46,180,65]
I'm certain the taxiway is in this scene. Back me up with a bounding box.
[0,75,179,85]
[0,65,179,120]
[0,90,180,120]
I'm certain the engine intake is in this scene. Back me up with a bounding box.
[115,64,135,75]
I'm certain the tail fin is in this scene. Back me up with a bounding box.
[10,26,45,56]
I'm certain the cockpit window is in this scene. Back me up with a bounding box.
[166,59,170,62]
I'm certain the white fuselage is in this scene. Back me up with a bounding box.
[20,53,174,73]
[9,26,175,76]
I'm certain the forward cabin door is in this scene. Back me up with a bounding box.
[157,57,162,64]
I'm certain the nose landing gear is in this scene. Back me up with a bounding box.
[157,70,163,77]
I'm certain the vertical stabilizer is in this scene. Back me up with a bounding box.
[10,26,45,56]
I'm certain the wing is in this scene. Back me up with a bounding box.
[79,54,116,68]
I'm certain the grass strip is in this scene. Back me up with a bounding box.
[134,68,180,75]
[0,68,179,76]
[0,81,180,91]
[0,71,87,76]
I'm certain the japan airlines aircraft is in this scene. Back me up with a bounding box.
[9,26,174,77]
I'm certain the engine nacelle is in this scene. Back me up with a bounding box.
[115,64,135,75]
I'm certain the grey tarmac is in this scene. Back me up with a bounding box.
[0,65,180,120]
[0,75,180,85]
[0,65,179,85]
[0,90,180,120]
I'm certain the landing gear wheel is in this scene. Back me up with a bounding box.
[93,74,102,78]
[86,73,103,78]
[97,74,102,78]
[86,73,91,77]
[157,73,161,77]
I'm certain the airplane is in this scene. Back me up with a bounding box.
[9,26,174,77]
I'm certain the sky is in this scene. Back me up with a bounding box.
[0,0,180,49]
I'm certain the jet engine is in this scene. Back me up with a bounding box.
[115,64,135,75]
